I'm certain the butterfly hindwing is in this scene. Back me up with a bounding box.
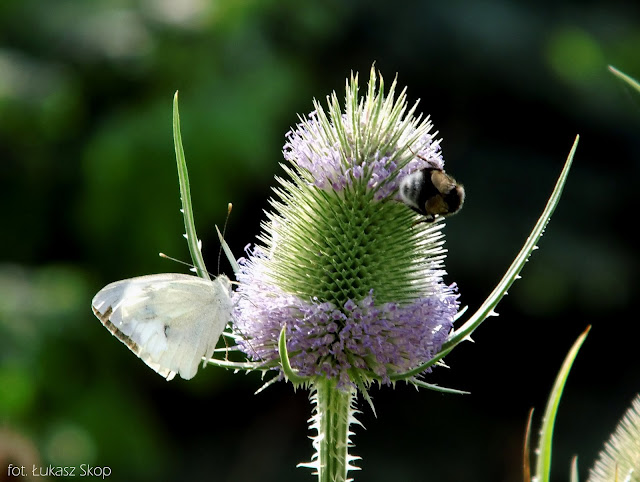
[92,273,233,380]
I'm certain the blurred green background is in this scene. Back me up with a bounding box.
[1,0,638,481]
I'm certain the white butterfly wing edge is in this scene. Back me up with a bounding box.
[91,273,233,381]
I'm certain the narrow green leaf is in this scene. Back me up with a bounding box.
[172,91,210,280]
[523,409,534,482]
[609,65,640,94]
[389,346,454,381]
[278,325,310,385]
[206,358,272,370]
[392,135,579,381]
[410,379,470,395]
[216,225,240,276]
[535,326,591,482]
[350,369,377,417]
[570,456,580,482]
[445,134,580,348]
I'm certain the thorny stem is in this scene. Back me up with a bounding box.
[301,379,360,482]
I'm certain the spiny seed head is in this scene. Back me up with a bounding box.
[233,67,460,387]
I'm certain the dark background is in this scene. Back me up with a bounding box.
[1,1,639,481]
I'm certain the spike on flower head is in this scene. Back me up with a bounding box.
[232,67,461,388]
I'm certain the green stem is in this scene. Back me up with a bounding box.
[303,379,358,482]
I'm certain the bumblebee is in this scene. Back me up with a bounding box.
[398,162,465,222]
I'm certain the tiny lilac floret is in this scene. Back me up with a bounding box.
[234,250,459,386]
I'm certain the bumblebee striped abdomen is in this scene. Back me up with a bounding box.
[399,168,465,222]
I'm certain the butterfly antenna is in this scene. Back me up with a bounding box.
[158,253,216,278]
[217,203,233,275]
[216,321,262,364]
[408,145,430,163]
[227,331,262,364]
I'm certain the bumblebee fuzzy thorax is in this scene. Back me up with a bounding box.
[399,168,465,221]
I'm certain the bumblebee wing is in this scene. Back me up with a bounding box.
[92,273,233,380]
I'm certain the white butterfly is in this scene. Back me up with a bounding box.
[91,273,233,381]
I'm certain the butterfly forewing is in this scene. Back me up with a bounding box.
[92,273,233,380]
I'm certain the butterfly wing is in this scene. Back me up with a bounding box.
[91,273,233,380]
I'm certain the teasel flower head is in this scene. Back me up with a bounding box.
[232,66,461,389]
[587,394,640,482]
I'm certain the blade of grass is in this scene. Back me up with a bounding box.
[535,326,591,482]
[523,409,534,482]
